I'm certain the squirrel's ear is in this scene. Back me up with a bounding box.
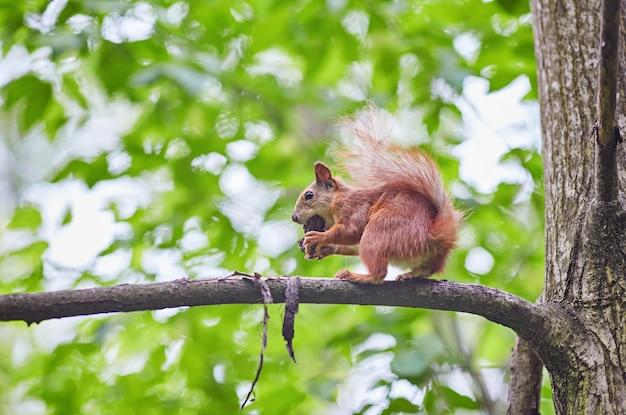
[314,161,334,188]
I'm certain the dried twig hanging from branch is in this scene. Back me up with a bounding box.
[282,277,300,363]
[240,274,272,409]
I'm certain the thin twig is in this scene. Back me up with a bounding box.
[240,275,272,409]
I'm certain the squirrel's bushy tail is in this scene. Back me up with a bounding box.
[338,107,461,252]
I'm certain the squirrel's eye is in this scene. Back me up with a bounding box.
[304,191,314,200]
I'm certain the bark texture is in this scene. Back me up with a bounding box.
[532,0,626,412]
[507,339,542,415]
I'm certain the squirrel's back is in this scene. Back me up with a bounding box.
[337,107,461,253]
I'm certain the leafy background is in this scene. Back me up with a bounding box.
[0,0,550,413]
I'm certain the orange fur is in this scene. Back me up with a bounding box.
[293,107,461,284]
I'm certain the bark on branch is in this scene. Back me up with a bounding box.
[0,276,546,340]
[507,338,543,415]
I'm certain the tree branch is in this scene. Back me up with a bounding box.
[594,0,621,201]
[507,338,543,415]
[0,276,546,339]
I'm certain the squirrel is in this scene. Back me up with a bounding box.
[291,107,462,284]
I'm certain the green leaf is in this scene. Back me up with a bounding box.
[381,398,420,414]
[61,207,73,225]
[496,0,530,14]
[391,336,443,384]
[2,74,52,132]
[52,155,111,187]
[494,182,522,206]
[391,349,431,379]
[62,75,87,108]
[42,97,67,138]
[439,386,479,409]
[423,102,443,135]
[8,205,42,230]
[423,387,437,413]
[8,240,48,262]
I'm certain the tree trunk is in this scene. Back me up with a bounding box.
[531,0,626,413]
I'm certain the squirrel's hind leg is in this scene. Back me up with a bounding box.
[396,270,431,281]
[396,253,447,280]
[335,248,388,284]
[335,270,386,284]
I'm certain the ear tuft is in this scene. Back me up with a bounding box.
[314,162,335,189]
[314,161,332,183]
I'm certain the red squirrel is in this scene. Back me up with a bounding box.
[291,107,461,284]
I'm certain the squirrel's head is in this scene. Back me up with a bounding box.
[291,161,337,226]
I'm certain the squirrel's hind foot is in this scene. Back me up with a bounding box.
[395,270,432,281]
[334,269,385,284]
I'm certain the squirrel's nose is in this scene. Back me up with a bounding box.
[291,213,299,223]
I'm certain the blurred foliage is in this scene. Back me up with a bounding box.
[0,0,550,414]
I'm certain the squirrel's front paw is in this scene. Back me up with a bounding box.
[303,231,325,254]
[305,244,334,260]
[309,244,334,260]
[303,231,325,246]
